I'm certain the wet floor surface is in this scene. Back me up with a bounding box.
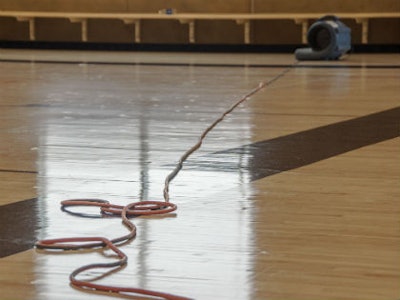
[0,50,399,300]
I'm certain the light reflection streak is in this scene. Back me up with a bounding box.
[35,63,256,300]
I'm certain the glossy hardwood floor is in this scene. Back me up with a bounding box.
[0,49,399,300]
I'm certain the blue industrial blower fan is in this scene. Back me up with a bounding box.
[295,15,351,60]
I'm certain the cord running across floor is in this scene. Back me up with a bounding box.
[36,62,296,300]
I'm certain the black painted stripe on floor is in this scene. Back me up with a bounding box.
[0,198,40,258]
[1,59,400,69]
[0,169,38,174]
[1,107,399,258]
[191,107,400,181]
[1,41,399,53]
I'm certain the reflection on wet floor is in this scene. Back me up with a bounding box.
[1,51,399,300]
[34,63,261,299]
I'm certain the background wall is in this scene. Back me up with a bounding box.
[0,0,399,44]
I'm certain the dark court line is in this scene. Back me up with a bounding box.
[192,107,400,181]
[1,107,399,258]
[1,58,400,69]
[0,198,39,258]
[0,169,37,174]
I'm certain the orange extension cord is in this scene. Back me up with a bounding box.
[36,64,294,299]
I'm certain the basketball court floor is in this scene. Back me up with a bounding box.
[0,49,399,299]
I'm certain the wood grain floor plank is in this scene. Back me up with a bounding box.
[0,51,398,300]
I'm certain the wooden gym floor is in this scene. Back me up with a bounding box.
[0,49,399,300]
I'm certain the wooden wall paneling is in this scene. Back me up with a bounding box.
[253,0,400,13]
[126,0,251,13]
[0,0,129,12]
[0,18,29,40]
[252,20,303,44]
[87,19,134,43]
[34,19,82,42]
[368,19,400,44]
[0,0,398,44]
[140,20,189,44]
[195,20,245,44]
[359,0,400,12]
